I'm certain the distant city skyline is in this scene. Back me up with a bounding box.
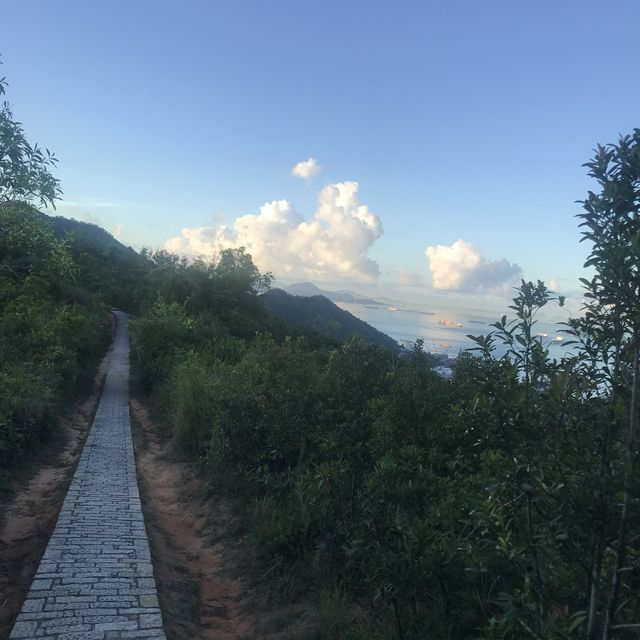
[2,1,639,312]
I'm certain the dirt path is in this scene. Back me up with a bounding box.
[130,398,319,640]
[0,335,113,639]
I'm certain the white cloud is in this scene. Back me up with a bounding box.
[165,181,382,283]
[291,157,322,180]
[425,239,522,294]
[113,224,124,239]
[59,199,120,209]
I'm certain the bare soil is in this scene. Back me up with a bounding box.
[0,329,114,639]
[130,397,321,640]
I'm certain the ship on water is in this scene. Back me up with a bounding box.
[439,319,463,328]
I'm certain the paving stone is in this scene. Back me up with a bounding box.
[139,613,163,629]
[20,598,45,613]
[9,312,166,639]
[120,631,166,639]
[138,595,159,608]
[10,620,39,638]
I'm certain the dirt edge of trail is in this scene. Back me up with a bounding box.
[130,397,321,640]
[0,319,115,639]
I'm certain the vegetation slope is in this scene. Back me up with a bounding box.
[261,287,399,351]
[129,133,640,640]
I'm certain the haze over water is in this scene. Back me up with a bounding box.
[336,300,573,359]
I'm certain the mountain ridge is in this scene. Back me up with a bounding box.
[261,288,398,351]
[283,281,384,306]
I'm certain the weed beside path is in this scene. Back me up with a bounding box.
[130,396,320,640]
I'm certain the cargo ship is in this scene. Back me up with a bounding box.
[439,319,463,328]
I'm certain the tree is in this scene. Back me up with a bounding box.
[214,247,273,296]
[0,202,74,281]
[0,59,61,207]
[578,130,640,639]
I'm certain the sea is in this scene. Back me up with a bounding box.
[335,300,574,360]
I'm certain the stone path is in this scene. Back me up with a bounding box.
[10,311,166,639]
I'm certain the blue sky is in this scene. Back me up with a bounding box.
[2,1,639,309]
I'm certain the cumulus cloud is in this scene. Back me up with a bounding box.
[425,239,522,294]
[291,157,322,180]
[165,181,382,283]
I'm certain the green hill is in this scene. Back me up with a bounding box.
[261,288,398,351]
[49,215,151,312]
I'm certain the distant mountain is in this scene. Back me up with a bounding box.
[284,281,383,306]
[261,288,398,351]
[285,282,325,297]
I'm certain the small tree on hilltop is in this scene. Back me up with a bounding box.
[0,58,61,207]
[578,129,640,639]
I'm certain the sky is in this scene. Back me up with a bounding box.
[2,1,639,313]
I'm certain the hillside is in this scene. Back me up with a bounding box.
[261,287,398,350]
[49,215,152,312]
[50,215,138,258]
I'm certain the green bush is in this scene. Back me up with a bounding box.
[169,356,222,454]
[130,296,195,390]
[0,204,109,473]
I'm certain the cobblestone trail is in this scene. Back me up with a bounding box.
[10,311,166,639]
